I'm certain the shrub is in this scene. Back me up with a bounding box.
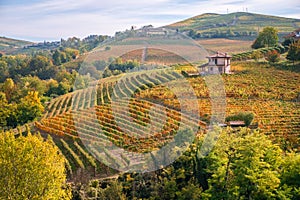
[225,112,254,126]
[265,50,280,63]
[251,51,263,61]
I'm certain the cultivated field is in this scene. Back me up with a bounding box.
[33,60,300,177]
[197,38,253,54]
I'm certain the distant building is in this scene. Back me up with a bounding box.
[284,28,300,41]
[200,51,232,74]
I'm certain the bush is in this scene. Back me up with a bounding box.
[251,51,263,61]
[265,50,280,63]
[225,112,254,126]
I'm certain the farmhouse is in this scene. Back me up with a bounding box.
[284,28,300,41]
[181,51,232,77]
[200,51,231,74]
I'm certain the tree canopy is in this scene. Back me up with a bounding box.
[287,40,300,63]
[252,27,279,49]
[0,131,71,199]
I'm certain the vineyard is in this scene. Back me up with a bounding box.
[137,62,300,149]
[231,45,286,61]
[35,69,206,175]
[33,61,300,177]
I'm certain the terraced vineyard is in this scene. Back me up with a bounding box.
[35,69,206,174]
[34,61,300,176]
[137,62,300,150]
[231,46,286,61]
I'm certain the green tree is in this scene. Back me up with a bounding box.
[0,131,71,199]
[203,128,283,199]
[56,79,72,95]
[0,60,9,82]
[0,92,13,128]
[287,40,300,64]
[19,76,47,97]
[176,181,202,200]
[252,27,279,49]
[28,55,52,74]
[280,152,300,199]
[17,91,44,124]
[52,49,62,65]
[85,180,126,200]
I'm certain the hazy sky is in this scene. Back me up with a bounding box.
[0,0,299,42]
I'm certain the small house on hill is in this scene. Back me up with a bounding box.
[200,51,231,74]
[181,51,231,77]
[284,28,300,41]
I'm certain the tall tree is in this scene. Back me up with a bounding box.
[252,27,279,49]
[52,49,62,65]
[0,60,9,82]
[0,131,71,199]
[0,92,12,128]
[2,78,15,102]
[287,40,300,64]
[203,128,283,199]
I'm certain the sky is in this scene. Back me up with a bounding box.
[0,0,299,42]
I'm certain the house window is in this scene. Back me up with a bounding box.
[210,67,213,71]
[218,67,223,72]
[215,59,217,65]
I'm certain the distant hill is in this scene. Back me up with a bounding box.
[166,12,300,40]
[0,36,33,54]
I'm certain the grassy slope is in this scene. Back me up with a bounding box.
[166,12,300,35]
[0,37,32,52]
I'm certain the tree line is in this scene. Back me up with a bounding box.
[2,127,299,199]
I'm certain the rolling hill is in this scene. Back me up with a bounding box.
[0,36,33,53]
[166,12,300,40]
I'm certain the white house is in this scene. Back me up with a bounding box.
[200,52,231,74]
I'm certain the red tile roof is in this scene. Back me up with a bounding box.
[207,51,231,58]
[284,28,300,39]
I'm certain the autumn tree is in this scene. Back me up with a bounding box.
[252,27,279,49]
[0,131,71,199]
[287,40,300,64]
[2,78,15,102]
[265,50,281,64]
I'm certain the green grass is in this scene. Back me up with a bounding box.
[166,12,300,40]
